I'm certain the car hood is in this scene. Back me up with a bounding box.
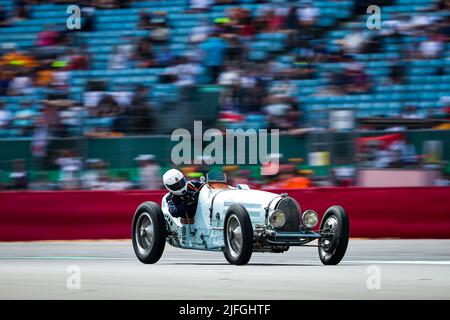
[210,188,280,208]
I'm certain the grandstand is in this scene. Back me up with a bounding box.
[0,0,448,132]
[0,0,449,190]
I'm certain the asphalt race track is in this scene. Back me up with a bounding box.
[0,240,450,299]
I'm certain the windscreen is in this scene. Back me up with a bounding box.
[206,170,227,183]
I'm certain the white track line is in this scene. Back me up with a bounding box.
[1,256,450,265]
[0,256,133,260]
[345,260,450,265]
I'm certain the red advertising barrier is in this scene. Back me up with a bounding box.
[0,187,450,241]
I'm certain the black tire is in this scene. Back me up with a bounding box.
[132,201,166,264]
[223,204,253,265]
[318,205,349,265]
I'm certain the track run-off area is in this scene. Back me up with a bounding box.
[0,240,449,299]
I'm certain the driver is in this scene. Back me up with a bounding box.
[163,169,203,222]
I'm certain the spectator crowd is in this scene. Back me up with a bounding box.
[0,0,449,139]
[0,0,449,190]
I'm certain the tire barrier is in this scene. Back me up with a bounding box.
[0,187,449,241]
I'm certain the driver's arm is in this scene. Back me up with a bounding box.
[167,196,187,218]
[188,180,203,190]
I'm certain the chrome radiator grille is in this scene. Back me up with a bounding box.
[275,197,302,232]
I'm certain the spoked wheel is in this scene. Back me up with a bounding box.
[132,202,166,264]
[223,204,253,265]
[318,206,349,265]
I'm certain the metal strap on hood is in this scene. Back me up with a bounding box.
[209,189,233,225]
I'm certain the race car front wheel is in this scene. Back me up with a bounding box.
[318,205,349,265]
[223,204,253,265]
[132,201,166,264]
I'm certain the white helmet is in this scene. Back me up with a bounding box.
[163,169,187,196]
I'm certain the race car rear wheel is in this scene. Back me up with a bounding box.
[318,206,349,265]
[223,204,253,265]
[132,201,166,264]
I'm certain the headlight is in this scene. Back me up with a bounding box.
[268,209,286,228]
[302,210,318,229]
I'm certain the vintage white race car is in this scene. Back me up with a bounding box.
[132,170,349,265]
